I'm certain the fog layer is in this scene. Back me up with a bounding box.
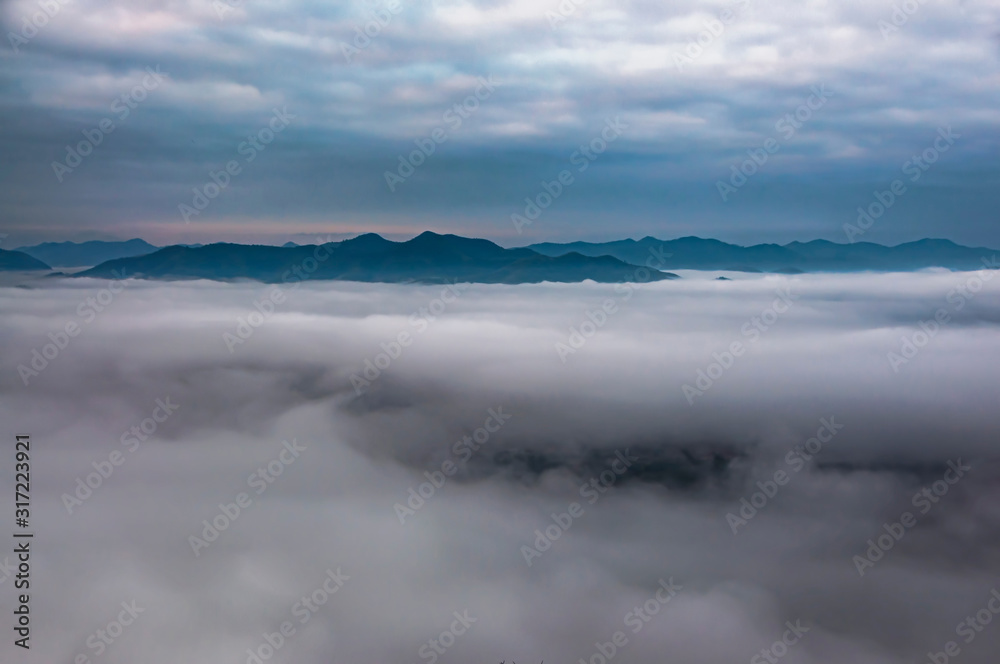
[1,269,998,664]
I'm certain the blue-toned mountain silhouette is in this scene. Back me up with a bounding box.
[16,239,158,267]
[18,233,998,279]
[527,237,997,272]
[0,248,51,271]
[76,232,678,284]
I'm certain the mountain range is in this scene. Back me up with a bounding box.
[527,237,998,272]
[3,234,997,282]
[15,239,158,267]
[74,232,677,284]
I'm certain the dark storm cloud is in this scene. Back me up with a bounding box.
[1,271,999,663]
[2,0,1000,245]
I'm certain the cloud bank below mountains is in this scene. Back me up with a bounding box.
[1,271,999,663]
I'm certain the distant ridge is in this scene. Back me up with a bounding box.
[526,236,998,272]
[75,232,679,284]
[16,239,158,267]
[0,248,51,271]
[10,233,998,277]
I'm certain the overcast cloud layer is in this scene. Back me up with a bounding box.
[2,0,1000,246]
[1,271,998,663]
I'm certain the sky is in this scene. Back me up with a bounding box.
[2,270,999,663]
[1,0,999,248]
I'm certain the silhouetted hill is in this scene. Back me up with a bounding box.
[0,248,51,271]
[17,239,158,267]
[76,232,679,284]
[527,236,998,272]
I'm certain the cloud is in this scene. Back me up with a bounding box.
[1,271,999,662]
[2,0,1000,244]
